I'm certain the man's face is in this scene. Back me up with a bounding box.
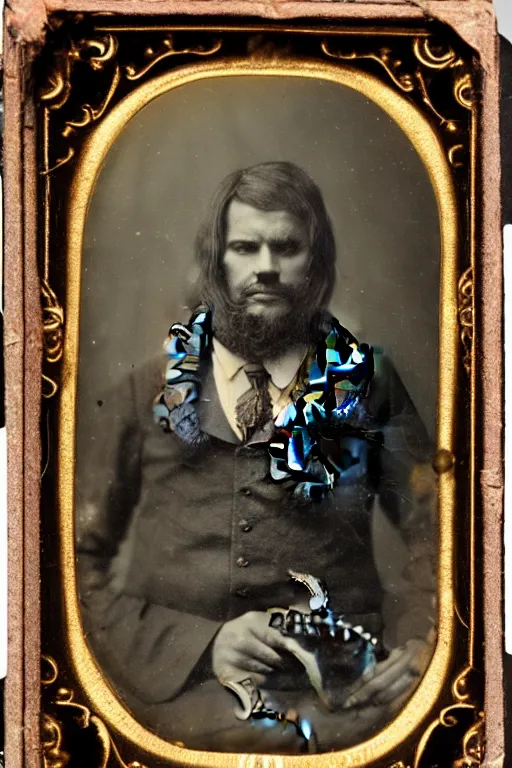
[222,199,310,320]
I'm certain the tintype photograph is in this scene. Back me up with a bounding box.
[74,74,440,755]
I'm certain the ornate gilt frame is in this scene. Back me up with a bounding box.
[4,6,502,768]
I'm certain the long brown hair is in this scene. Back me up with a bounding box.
[195,162,337,318]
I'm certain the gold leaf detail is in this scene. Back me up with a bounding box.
[42,656,148,768]
[62,63,121,137]
[42,713,69,768]
[458,267,473,376]
[413,38,462,70]
[42,32,223,173]
[40,57,73,111]
[41,147,76,177]
[452,665,474,702]
[462,711,485,766]
[413,663,484,768]
[321,40,414,92]
[322,35,471,165]
[42,654,59,686]
[454,73,474,110]
[448,143,465,168]
[41,35,121,173]
[125,35,222,81]
[41,280,64,399]
[82,33,118,70]
[42,280,64,365]
[415,68,457,131]
[414,702,476,768]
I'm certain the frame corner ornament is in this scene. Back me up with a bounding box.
[413,666,485,768]
[42,655,149,768]
[321,34,474,170]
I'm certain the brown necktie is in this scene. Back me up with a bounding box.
[235,364,273,442]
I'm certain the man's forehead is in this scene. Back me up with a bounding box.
[226,199,306,238]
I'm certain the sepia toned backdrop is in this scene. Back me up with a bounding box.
[75,75,441,601]
[78,75,440,444]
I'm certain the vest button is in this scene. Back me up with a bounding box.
[236,557,249,568]
[235,588,250,598]
[240,487,252,496]
[239,519,252,532]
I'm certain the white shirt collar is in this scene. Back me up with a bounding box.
[212,337,307,391]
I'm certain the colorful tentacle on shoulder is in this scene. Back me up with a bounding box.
[270,318,374,501]
[153,307,374,500]
[152,306,211,446]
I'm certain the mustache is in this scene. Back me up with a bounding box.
[241,282,296,300]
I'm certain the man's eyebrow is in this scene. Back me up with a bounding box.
[226,235,304,247]
[227,236,260,243]
[268,236,303,247]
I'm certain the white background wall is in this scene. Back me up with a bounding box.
[496,0,512,42]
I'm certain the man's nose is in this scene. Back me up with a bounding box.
[256,270,280,285]
[254,244,279,278]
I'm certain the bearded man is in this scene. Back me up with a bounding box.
[78,161,436,754]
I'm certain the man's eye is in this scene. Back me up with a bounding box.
[232,242,259,255]
[275,241,301,257]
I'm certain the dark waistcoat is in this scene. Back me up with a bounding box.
[77,351,434,714]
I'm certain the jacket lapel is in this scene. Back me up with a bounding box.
[196,358,241,445]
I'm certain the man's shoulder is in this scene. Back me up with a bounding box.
[365,349,407,422]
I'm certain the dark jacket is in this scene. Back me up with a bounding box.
[76,348,436,749]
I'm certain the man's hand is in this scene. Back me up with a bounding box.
[341,638,431,711]
[212,611,287,685]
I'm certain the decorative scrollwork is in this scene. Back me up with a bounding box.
[452,664,474,702]
[40,54,72,111]
[321,41,414,93]
[461,710,485,767]
[41,34,121,171]
[448,143,465,168]
[413,664,484,768]
[322,34,473,169]
[125,34,222,81]
[41,280,64,364]
[41,280,64,399]
[454,73,474,110]
[415,68,457,132]
[42,713,69,768]
[62,68,121,136]
[41,31,223,174]
[42,658,69,768]
[458,266,474,376]
[42,656,148,768]
[412,38,463,71]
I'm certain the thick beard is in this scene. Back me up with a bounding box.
[213,298,319,362]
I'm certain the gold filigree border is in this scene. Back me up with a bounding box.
[458,266,474,376]
[40,29,225,398]
[322,34,473,150]
[39,26,473,400]
[42,655,484,767]
[42,656,149,768]
[53,53,462,767]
